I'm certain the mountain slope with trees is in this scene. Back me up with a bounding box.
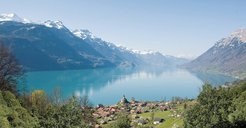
[184,81,246,128]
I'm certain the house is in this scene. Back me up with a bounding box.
[92,113,101,119]
[97,104,104,108]
[139,102,147,107]
[160,106,169,111]
[130,97,138,104]
[153,118,164,124]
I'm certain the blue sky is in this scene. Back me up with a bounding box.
[1,0,246,58]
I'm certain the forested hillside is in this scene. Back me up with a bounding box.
[184,81,246,128]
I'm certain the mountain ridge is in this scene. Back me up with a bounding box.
[0,13,187,71]
[184,28,246,78]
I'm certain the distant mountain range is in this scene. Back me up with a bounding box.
[0,13,187,71]
[185,29,246,78]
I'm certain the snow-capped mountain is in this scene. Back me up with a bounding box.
[73,29,95,39]
[0,13,187,71]
[72,29,142,66]
[185,29,246,78]
[0,13,114,70]
[214,29,246,48]
[0,13,30,23]
[72,29,163,56]
[44,20,65,29]
[131,49,160,55]
[72,29,187,67]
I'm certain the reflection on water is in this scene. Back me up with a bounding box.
[189,71,237,86]
[23,67,236,105]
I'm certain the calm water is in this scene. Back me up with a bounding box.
[21,67,236,105]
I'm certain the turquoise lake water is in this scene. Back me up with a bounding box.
[21,67,236,105]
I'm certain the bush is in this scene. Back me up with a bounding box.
[38,96,91,128]
[106,112,131,128]
[0,91,39,128]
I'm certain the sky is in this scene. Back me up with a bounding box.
[1,0,246,58]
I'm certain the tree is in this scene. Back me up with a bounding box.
[106,112,131,128]
[184,84,229,128]
[0,43,22,94]
[50,86,62,105]
[30,90,49,114]
[150,112,155,124]
[79,95,92,107]
[184,82,246,128]
[39,96,90,128]
[78,95,95,125]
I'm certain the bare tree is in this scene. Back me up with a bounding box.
[79,95,92,107]
[51,86,63,105]
[0,43,23,93]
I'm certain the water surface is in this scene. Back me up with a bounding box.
[22,67,236,105]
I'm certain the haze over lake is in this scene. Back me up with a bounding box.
[22,67,236,105]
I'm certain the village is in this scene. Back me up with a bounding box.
[93,95,184,128]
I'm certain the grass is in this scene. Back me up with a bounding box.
[136,103,187,128]
[156,117,183,128]
[139,110,171,119]
[137,110,183,128]
[102,110,182,128]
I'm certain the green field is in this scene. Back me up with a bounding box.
[137,109,183,128]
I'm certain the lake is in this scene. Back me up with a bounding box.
[21,67,236,105]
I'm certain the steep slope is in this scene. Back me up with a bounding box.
[72,29,188,68]
[0,17,113,71]
[72,29,129,66]
[0,13,187,71]
[185,29,246,78]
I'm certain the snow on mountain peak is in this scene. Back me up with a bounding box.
[44,20,65,29]
[72,29,95,39]
[230,29,246,42]
[0,13,30,23]
[132,49,159,55]
[215,28,246,48]
[115,43,166,56]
